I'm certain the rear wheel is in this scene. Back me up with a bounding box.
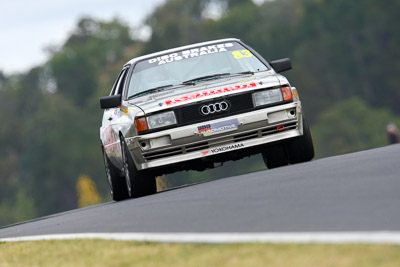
[286,115,315,164]
[102,148,130,201]
[121,137,157,198]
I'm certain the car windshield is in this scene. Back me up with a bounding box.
[127,41,269,99]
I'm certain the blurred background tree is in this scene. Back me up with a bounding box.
[77,175,102,208]
[312,97,400,158]
[1,0,399,226]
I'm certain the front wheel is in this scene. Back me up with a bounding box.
[121,137,157,198]
[102,147,130,201]
[286,115,315,164]
[262,145,289,169]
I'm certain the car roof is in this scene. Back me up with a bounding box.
[124,38,242,67]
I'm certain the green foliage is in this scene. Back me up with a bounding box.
[144,0,211,53]
[0,17,137,224]
[0,191,37,226]
[291,0,400,116]
[1,0,400,225]
[50,17,134,105]
[312,97,400,158]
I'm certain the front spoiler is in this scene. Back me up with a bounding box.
[142,127,301,172]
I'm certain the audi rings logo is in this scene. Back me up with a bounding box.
[200,101,230,115]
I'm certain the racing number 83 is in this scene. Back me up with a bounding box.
[232,50,252,59]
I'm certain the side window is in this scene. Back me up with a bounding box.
[115,68,128,95]
[109,66,129,96]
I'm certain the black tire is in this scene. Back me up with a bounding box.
[262,145,289,169]
[286,115,315,164]
[121,137,157,198]
[102,148,130,201]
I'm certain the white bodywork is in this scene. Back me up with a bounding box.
[100,38,304,175]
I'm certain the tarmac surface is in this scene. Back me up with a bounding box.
[1,145,399,239]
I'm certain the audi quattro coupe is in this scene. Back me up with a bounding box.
[100,38,314,200]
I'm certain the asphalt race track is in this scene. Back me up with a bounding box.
[1,145,400,239]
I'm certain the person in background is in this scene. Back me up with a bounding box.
[386,123,400,144]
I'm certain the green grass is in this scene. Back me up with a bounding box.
[0,240,399,267]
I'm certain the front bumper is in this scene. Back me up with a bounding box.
[127,102,303,171]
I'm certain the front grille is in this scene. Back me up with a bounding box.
[143,147,182,161]
[185,142,209,152]
[138,89,292,135]
[175,92,254,125]
[233,130,259,142]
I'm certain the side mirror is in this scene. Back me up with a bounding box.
[100,95,121,109]
[269,58,292,73]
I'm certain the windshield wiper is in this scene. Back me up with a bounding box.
[182,72,231,85]
[233,71,255,75]
[127,84,174,99]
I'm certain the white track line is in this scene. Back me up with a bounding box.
[1,232,400,245]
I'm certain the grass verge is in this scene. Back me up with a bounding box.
[0,240,399,267]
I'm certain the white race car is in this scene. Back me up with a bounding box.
[100,38,314,200]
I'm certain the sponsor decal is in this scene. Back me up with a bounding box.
[201,150,209,156]
[148,43,234,66]
[103,126,118,153]
[197,119,239,136]
[201,143,245,157]
[232,50,253,59]
[166,82,257,106]
[198,124,212,135]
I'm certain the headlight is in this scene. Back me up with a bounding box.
[252,86,293,107]
[252,88,283,107]
[146,111,177,130]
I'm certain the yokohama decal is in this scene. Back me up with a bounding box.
[201,143,245,156]
[166,82,257,106]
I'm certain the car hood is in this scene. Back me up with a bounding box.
[126,72,287,114]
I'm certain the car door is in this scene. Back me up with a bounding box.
[101,66,129,162]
